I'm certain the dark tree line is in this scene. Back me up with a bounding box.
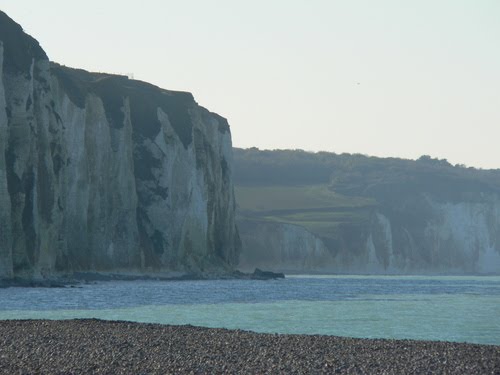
[233,148,500,201]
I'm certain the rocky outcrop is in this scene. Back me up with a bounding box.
[0,11,240,280]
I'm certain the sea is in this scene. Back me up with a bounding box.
[1,275,499,345]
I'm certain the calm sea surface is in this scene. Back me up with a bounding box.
[1,275,499,345]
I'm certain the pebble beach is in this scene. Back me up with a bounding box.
[1,319,499,374]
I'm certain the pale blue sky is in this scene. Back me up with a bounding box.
[1,1,499,168]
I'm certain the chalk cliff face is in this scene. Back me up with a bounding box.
[330,194,500,274]
[233,148,500,275]
[237,195,500,274]
[237,219,334,273]
[0,12,240,279]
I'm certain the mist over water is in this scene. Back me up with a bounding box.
[1,276,499,345]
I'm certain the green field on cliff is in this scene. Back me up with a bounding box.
[235,185,375,237]
[235,185,375,212]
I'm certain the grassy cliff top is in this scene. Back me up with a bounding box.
[233,148,500,202]
[51,63,230,146]
[0,11,48,74]
[51,63,196,147]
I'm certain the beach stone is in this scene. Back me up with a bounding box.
[0,319,498,374]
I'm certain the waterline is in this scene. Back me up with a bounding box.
[1,276,499,345]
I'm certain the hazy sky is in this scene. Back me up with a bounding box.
[1,1,499,169]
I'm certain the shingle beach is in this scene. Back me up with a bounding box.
[0,319,498,374]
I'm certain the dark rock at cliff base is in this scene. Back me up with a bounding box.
[230,269,285,280]
[0,278,69,288]
[251,268,285,279]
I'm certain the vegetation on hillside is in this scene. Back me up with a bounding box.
[235,184,375,238]
[234,148,500,200]
[233,147,500,243]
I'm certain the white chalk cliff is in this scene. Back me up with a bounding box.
[238,195,500,275]
[238,219,334,273]
[0,12,240,280]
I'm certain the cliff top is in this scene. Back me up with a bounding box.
[51,63,195,145]
[0,10,47,74]
[0,10,229,147]
[51,63,230,145]
[233,148,500,199]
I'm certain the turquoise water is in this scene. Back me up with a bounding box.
[1,275,499,345]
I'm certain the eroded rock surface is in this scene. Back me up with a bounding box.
[0,11,240,280]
